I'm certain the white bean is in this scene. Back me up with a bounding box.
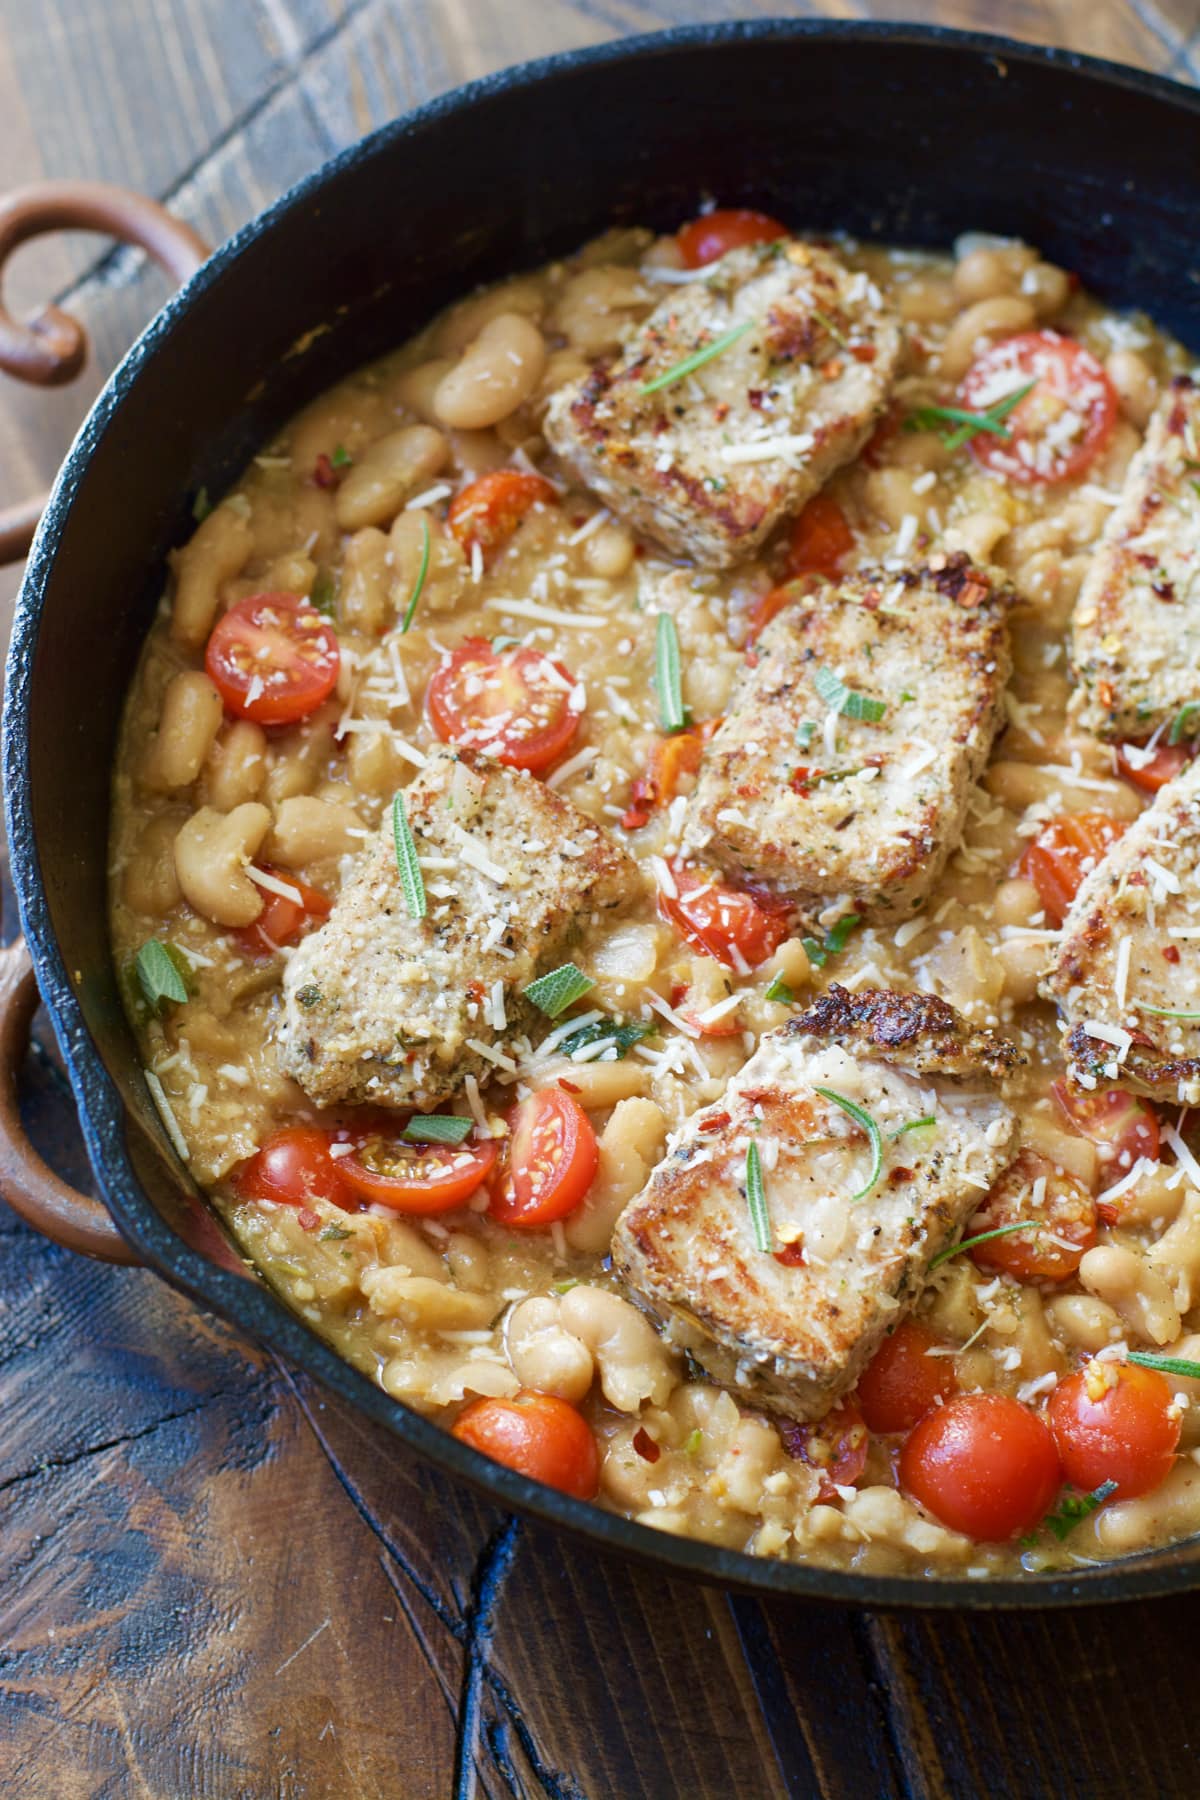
[334,426,448,531]
[557,1285,675,1412]
[1079,1244,1181,1346]
[564,1099,667,1254]
[173,803,271,928]
[171,503,254,648]
[144,672,224,791]
[433,314,546,430]
[267,794,364,867]
[505,1297,594,1402]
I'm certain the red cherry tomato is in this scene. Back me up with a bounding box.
[489,1090,598,1228]
[1049,1361,1180,1500]
[900,1394,1062,1540]
[782,1400,870,1501]
[427,637,582,774]
[452,1390,599,1499]
[676,208,789,268]
[1051,1080,1160,1183]
[658,863,791,970]
[959,331,1117,485]
[339,1132,497,1216]
[857,1320,958,1435]
[746,582,804,641]
[783,493,855,580]
[620,721,720,828]
[447,470,556,562]
[1116,741,1192,794]
[232,866,331,960]
[967,1149,1098,1284]
[1018,811,1126,926]
[235,1126,353,1210]
[205,592,340,725]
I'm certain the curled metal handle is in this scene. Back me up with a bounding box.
[0,937,138,1264]
[0,179,209,566]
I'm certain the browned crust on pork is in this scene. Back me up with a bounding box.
[791,985,1024,1080]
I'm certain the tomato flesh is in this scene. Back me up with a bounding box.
[489,1089,598,1228]
[452,1390,599,1498]
[784,493,854,580]
[900,1394,1062,1540]
[1018,811,1126,926]
[428,637,582,773]
[967,1148,1098,1283]
[676,208,789,268]
[206,591,340,726]
[232,865,331,959]
[960,331,1117,485]
[447,470,556,562]
[658,863,791,970]
[1049,1361,1180,1501]
[781,1400,869,1501]
[857,1320,957,1435]
[236,1126,353,1211]
[1051,1080,1160,1185]
[620,721,719,827]
[1116,741,1192,794]
[339,1133,496,1216]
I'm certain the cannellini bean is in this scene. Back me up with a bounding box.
[171,503,254,648]
[391,357,456,422]
[173,803,271,927]
[144,672,224,791]
[557,1284,675,1411]
[992,876,1043,929]
[1045,1292,1124,1353]
[505,1296,595,1402]
[267,794,364,866]
[435,276,544,353]
[895,273,958,323]
[583,520,635,580]
[338,526,391,634]
[944,509,1011,562]
[564,1099,667,1254]
[1079,1244,1181,1346]
[1111,1160,1186,1230]
[389,509,467,615]
[433,314,547,430]
[1022,261,1071,319]
[265,709,337,805]
[361,1268,493,1329]
[203,720,267,812]
[996,937,1050,1006]
[334,426,449,531]
[445,1231,490,1292]
[937,296,1036,381]
[953,242,1034,304]
[1105,349,1158,429]
[862,466,926,532]
[712,1418,784,1513]
[983,760,1140,820]
[1081,1463,1200,1556]
[1021,1112,1097,1188]
[550,266,654,356]
[123,813,186,916]
[600,1424,669,1509]
[1148,1189,1200,1312]
[374,1218,450,1282]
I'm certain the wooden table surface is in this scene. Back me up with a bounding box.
[4,3,1200,1796]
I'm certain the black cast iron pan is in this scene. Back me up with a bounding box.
[4,20,1200,1608]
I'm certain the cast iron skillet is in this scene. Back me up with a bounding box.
[4,20,1200,1608]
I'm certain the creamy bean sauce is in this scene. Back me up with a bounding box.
[110,221,1200,1577]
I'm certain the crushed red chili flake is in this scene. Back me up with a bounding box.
[632,1427,661,1464]
[1163,945,1181,964]
[697,1111,731,1134]
[557,1078,582,1094]
[851,343,877,362]
[297,1207,321,1231]
[888,1166,916,1186]
[774,1239,806,1267]
[313,453,336,489]
[1097,1200,1121,1228]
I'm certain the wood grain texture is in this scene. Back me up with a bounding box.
[3,3,1200,1796]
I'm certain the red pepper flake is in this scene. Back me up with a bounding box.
[1163,945,1181,964]
[850,343,877,363]
[748,388,765,410]
[1097,1200,1121,1228]
[297,1207,321,1231]
[888,1166,915,1186]
[697,1111,731,1134]
[712,401,730,423]
[1098,679,1115,709]
[821,358,844,380]
[557,1078,582,1094]
[632,1427,661,1464]
[956,580,989,609]
[774,1238,806,1267]
[313,453,336,489]
[860,586,883,611]
[790,765,821,794]
[669,982,688,1008]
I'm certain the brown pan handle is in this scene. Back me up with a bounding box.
[0,938,138,1263]
[0,179,209,567]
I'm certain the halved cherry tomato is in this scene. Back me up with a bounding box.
[783,493,854,580]
[857,1320,958,1435]
[900,1394,1062,1540]
[746,582,803,641]
[1051,1080,1160,1183]
[966,1148,1097,1283]
[781,1400,869,1501]
[489,1089,598,1228]
[205,592,340,726]
[1049,1360,1180,1500]
[1116,740,1192,794]
[960,331,1117,485]
[658,863,791,970]
[1018,811,1126,926]
[232,865,331,960]
[676,208,789,268]
[452,1390,599,1499]
[339,1132,497,1216]
[620,721,720,827]
[427,637,582,773]
[447,470,556,562]
[235,1126,353,1211]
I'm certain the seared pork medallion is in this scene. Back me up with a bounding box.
[110,209,1200,1577]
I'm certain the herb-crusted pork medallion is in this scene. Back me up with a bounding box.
[279,748,636,1110]
[681,556,1013,921]
[544,240,901,566]
[613,988,1021,1420]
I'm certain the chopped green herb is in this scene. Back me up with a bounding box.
[801,936,828,969]
[639,318,753,395]
[318,1223,354,1242]
[552,1277,580,1295]
[1039,1480,1119,1542]
[1127,1351,1200,1380]
[1168,700,1200,746]
[391,791,426,920]
[310,569,336,617]
[654,612,689,734]
[929,1219,1042,1272]
[764,974,794,1005]
[796,720,818,752]
[553,1018,652,1059]
[813,666,886,724]
[296,984,322,1009]
[811,307,849,350]
[136,939,190,1013]
[814,1088,883,1201]
[1136,1003,1200,1020]
[684,1428,704,1456]
[331,443,352,468]
[899,689,916,703]
[492,634,523,652]
[892,1115,937,1139]
[400,514,431,634]
[801,913,860,970]
[904,378,1036,453]
[402,1113,474,1146]
[744,1139,771,1253]
[524,962,595,1018]
[192,486,212,523]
